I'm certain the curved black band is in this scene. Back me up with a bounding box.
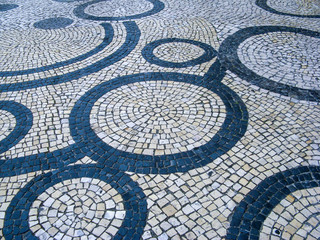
[0,101,33,154]
[69,72,248,174]
[0,21,141,92]
[142,38,217,68]
[227,166,320,239]
[0,23,113,77]
[256,0,320,18]
[4,165,148,239]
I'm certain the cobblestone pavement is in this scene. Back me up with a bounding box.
[0,0,319,239]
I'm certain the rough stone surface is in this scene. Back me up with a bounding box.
[0,0,319,239]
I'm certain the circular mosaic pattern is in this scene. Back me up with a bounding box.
[4,165,148,239]
[219,26,320,102]
[30,178,126,239]
[142,38,217,68]
[91,81,226,155]
[0,4,18,12]
[70,72,248,174]
[261,187,320,239]
[256,0,320,18]
[0,110,16,142]
[0,101,33,154]
[73,0,165,21]
[238,31,320,91]
[33,17,74,29]
[226,166,320,239]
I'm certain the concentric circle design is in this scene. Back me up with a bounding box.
[30,178,126,239]
[142,38,217,68]
[226,166,320,240]
[256,0,320,18]
[0,101,33,154]
[4,165,148,239]
[0,110,16,142]
[261,187,320,239]
[70,72,248,174]
[0,4,18,11]
[33,17,74,29]
[73,0,165,21]
[91,81,226,155]
[219,26,320,102]
[238,31,320,90]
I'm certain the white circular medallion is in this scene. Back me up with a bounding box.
[29,178,125,239]
[90,81,226,155]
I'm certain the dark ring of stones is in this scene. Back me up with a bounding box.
[33,17,74,29]
[73,0,165,21]
[0,4,19,11]
[0,62,225,178]
[0,101,33,155]
[0,23,113,77]
[142,38,217,68]
[3,164,148,240]
[218,26,320,102]
[226,165,320,240]
[0,21,140,92]
[69,72,248,174]
[256,0,320,18]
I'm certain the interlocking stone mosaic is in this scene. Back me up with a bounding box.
[0,0,319,239]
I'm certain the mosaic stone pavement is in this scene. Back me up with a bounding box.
[0,0,319,239]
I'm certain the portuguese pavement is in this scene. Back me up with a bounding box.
[0,0,320,239]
